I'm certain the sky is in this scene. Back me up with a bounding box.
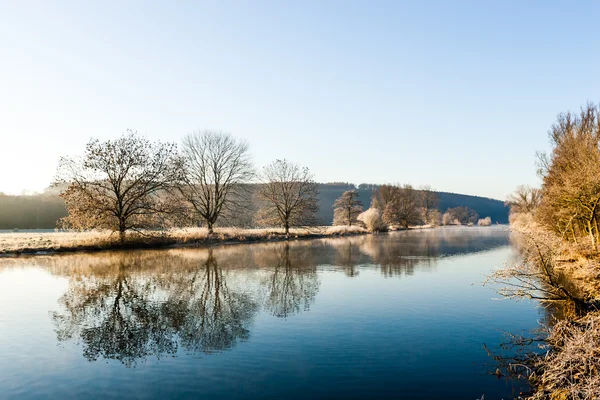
[2,0,600,200]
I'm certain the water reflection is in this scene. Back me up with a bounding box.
[0,227,511,367]
[258,243,320,318]
[331,240,363,277]
[49,250,257,366]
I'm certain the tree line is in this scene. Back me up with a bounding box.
[506,103,600,250]
[47,130,487,238]
[55,130,324,239]
[498,103,600,399]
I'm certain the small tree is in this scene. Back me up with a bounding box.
[381,184,422,228]
[442,211,455,226]
[428,209,442,226]
[256,159,319,236]
[371,184,396,212]
[179,130,254,233]
[419,186,440,225]
[55,131,181,242]
[505,185,541,215]
[333,190,363,226]
[444,206,479,225]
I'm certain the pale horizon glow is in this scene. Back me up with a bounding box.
[2,1,599,200]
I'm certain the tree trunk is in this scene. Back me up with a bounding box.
[594,216,600,248]
[207,220,214,234]
[284,221,289,237]
[119,219,126,246]
[588,220,596,250]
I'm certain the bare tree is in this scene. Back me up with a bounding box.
[179,130,254,233]
[370,184,396,212]
[505,185,542,215]
[536,104,600,249]
[443,206,479,225]
[333,190,363,226]
[55,131,181,242]
[428,209,442,226]
[256,159,319,236]
[380,184,422,228]
[419,186,439,225]
[442,211,455,226]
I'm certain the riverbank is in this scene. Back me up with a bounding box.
[0,226,373,257]
[502,213,600,399]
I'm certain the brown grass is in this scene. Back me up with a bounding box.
[508,212,600,302]
[0,226,368,256]
[529,311,600,400]
[503,211,600,399]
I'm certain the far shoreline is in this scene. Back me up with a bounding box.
[0,226,371,258]
[0,224,503,259]
[0,225,461,258]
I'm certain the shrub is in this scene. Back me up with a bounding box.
[477,217,492,226]
[357,208,385,232]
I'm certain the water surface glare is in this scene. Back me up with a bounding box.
[0,227,538,399]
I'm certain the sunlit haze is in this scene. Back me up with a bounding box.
[2,1,600,199]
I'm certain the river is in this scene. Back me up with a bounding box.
[0,226,539,399]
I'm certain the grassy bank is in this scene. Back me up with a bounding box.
[0,226,370,256]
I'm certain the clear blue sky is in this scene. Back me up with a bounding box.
[2,1,599,200]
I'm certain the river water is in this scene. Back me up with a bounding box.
[0,226,539,399]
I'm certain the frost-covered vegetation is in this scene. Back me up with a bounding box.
[357,208,384,232]
[333,190,363,226]
[477,217,492,226]
[489,103,600,399]
[0,129,504,253]
[0,226,367,255]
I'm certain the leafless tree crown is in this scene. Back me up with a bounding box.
[536,103,600,248]
[372,184,422,228]
[256,159,319,235]
[55,130,181,238]
[179,130,254,232]
[505,185,541,215]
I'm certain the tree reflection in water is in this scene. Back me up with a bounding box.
[330,239,364,277]
[257,242,320,318]
[49,249,257,366]
[6,227,511,366]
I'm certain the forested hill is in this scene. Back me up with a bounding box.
[0,193,67,230]
[435,191,509,223]
[316,183,509,224]
[0,184,509,229]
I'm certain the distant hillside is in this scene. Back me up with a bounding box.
[316,183,509,224]
[436,191,509,224]
[0,184,508,229]
[0,193,67,229]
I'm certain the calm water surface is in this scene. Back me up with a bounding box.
[0,227,539,399]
